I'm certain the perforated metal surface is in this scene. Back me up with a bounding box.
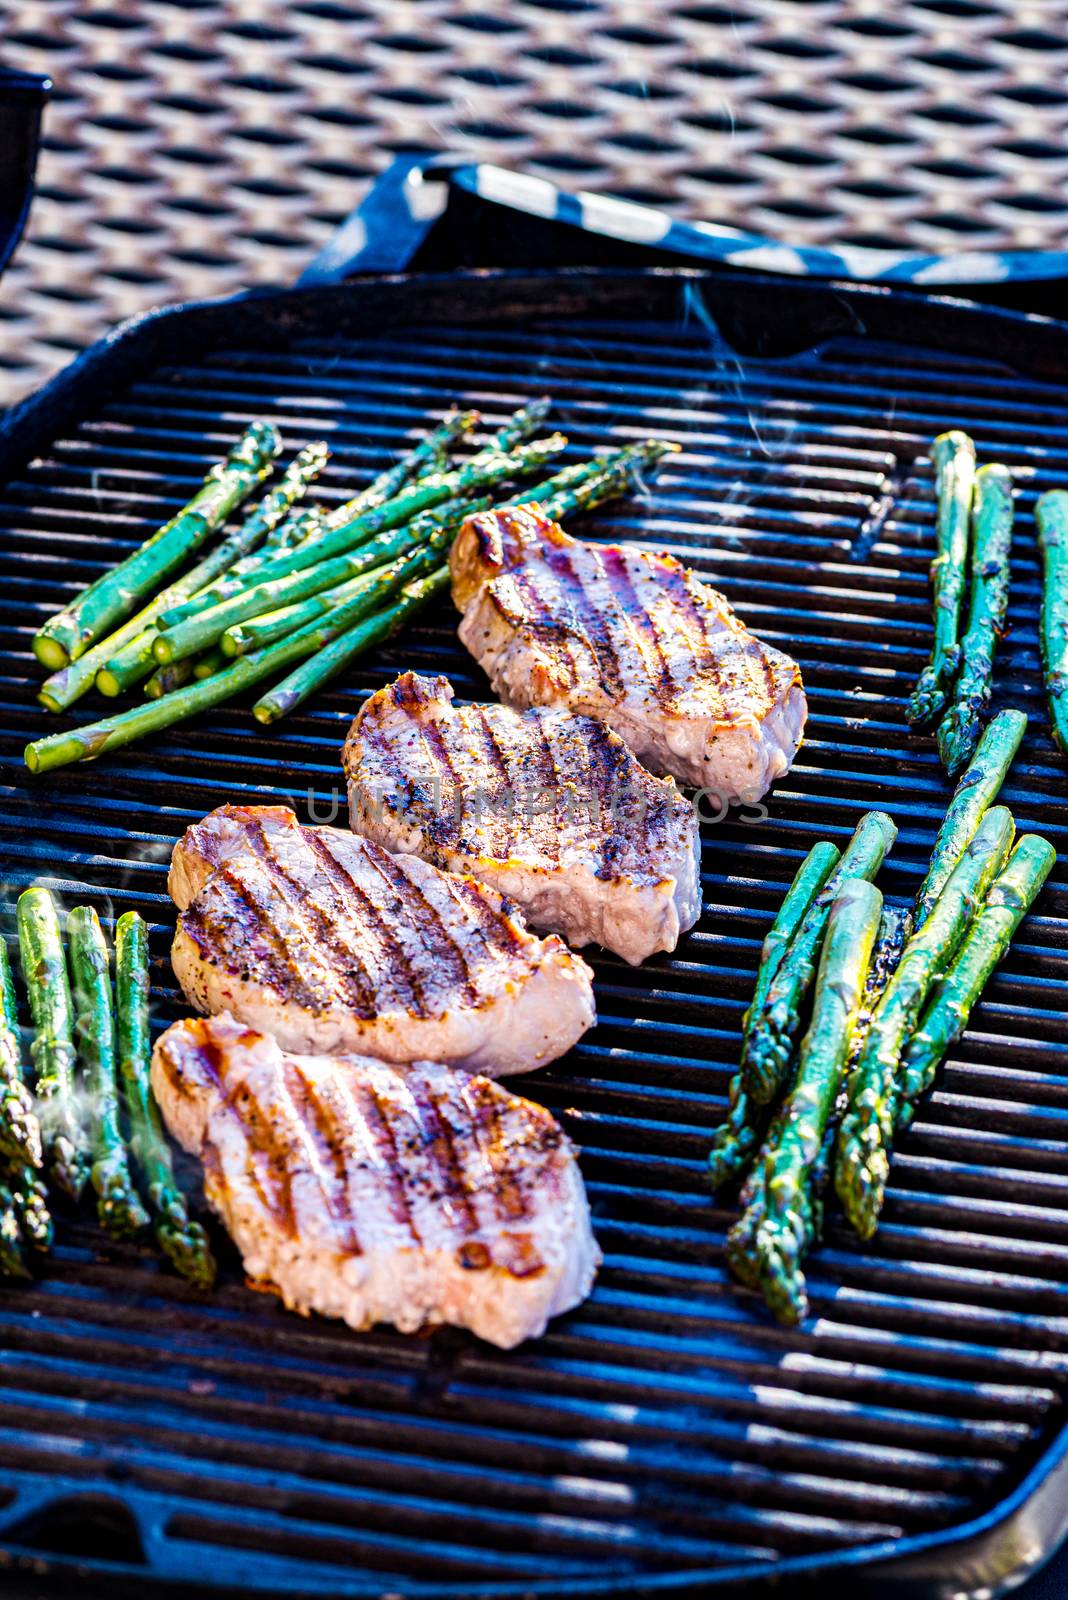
[4,0,1068,404]
[0,273,1066,1594]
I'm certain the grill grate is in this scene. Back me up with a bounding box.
[0,289,1067,1595]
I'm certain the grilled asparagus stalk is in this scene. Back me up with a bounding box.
[93,440,328,698]
[26,557,439,772]
[0,938,43,1169]
[741,812,897,1107]
[253,567,449,724]
[115,912,215,1286]
[154,427,560,635]
[68,907,150,1240]
[708,842,841,1191]
[835,805,1016,1239]
[0,1187,29,1280]
[898,834,1055,1129]
[33,421,282,669]
[936,464,1014,775]
[914,708,1026,927]
[16,888,89,1199]
[1036,490,1068,757]
[0,938,52,1252]
[735,878,883,1325]
[907,430,976,729]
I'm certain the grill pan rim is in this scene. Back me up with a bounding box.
[2,264,1068,1599]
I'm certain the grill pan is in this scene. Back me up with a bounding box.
[0,166,1067,1600]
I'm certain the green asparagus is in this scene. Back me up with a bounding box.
[936,464,1014,775]
[16,888,89,1198]
[26,565,427,772]
[914,708,1026,927]
[192,647,226,681]
[0,938,52,1251]
[115,912,215,1286]
[154,431,566,633]
[835,804,1015,1239]
[6,1161,52,1253]
[1036,490,1068,757]
[218,496,487,657]
[898,834,1055,1130]
[741,812,898,1107]
[0,1187,29,1280]
[68,907,149,1239]
[252,566,449,724]
[0,938,43,1169]
[743,878,884,1325]
[33,421,281,669]
[144,659,196,699]
[322,409,479,531]
[907,430,975,727]
[708,842,841,1191]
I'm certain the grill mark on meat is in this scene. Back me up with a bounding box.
[462,1078,546,1279]
[602,546,679,712]
[186,866,332,1013]
[357,841,479,1008]
[584,716,631,879]
[303,830,428,1017]
[363,1080,421,1244]
[244,826,380,1018]
[185,1033,296,1236]
[447,872,526,957]
[415,1077,480,1238]
[467,705,515,859]
[540,543,625,693]
[283,1059,363,1254]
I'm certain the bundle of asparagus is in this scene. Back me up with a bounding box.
[715,709,1046,1323]
[24,404,680,774]
[0,891,213,1285]
[906,431,1018,775]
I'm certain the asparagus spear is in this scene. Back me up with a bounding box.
[907,431,976,729]
[154,431,566,632]
[935,464,1014,775]
[707,842,841,1191]
[0,1188,29,1280]
[898,835,1055,1130]
[115,912,215,1286]
[745,879,884,1325]
[67,907,150,1240]
[835,805,1015,1239]
[0,938,52,1251]
[144,659,195,698]
[741,812,897,1107]
[26,566,426,772]
[16,889,88,1198]
[1036,490,1068,757]
[218,497,488,657]
[91,441,326,700]
[192,647,226,681]
[6,1162,52,1253]
[33,421,282,669]
[913,708,1026,927]
[253,567,449,724]
[322,409,479,531]
[0,938,43,1169]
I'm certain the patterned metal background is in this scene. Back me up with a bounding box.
[3,0,1068,404]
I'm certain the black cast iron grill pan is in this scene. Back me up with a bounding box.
[0,175,1066,1600]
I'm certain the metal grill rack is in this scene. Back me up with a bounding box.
[0,273,1066,1595]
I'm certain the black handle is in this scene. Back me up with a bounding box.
[0,68,49,282]
[299,154,1068,313]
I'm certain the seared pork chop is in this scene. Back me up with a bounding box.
[152,1014,600,1347]
[169,805,595,1076]
[343,672,702,964]
[450,503,807,803]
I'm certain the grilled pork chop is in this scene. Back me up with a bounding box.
[152,1014,600,1347]
[343,672,702,965]
[169,805,595,1076]
[450,503,807,803]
